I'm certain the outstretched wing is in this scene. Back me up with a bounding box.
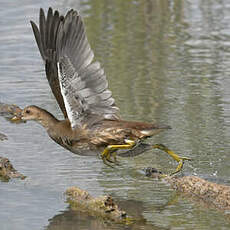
[30,8,120,128]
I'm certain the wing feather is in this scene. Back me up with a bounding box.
[31,8,120,128]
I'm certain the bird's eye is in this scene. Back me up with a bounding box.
[25,110,30,114]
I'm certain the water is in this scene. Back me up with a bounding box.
[1,0,230,229]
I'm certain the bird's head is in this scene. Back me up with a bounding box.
[20,105,42,121]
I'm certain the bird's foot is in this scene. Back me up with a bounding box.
[101,147,118,167]
[101,140,136,167]
[153,144,191,176]
[169,158,190,176]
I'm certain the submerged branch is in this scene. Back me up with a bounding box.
[65,186,131,224]
[146,167,230,211]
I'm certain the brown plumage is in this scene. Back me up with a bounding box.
[19,8,174,163]
[21,105,170,157]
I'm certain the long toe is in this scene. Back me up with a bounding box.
[170,157,191,176]
[180,156,192,161]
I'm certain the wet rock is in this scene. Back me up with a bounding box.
[0,102,22,116]
[0,133,7,141]
[0,102,23,123]
[0,157,26,181]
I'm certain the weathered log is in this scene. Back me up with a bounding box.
[0,102,24,142]
[0,104,25,180]
[146,167,230,211]
[0,157,26,181]
[0,102,23,123]
[65,186,130,224]
[0,102,22,116]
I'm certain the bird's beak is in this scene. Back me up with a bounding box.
[11,111,26,123]
[11,114,21,121]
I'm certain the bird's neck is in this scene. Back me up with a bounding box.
[37,109,59,131]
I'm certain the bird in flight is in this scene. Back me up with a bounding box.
[17,8,190,174]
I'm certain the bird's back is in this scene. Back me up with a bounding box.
[88,119,171,146]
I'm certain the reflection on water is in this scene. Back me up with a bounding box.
[46,199,167,230]
[1,0,230,229]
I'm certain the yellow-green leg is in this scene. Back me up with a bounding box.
[153,144,191,175]
[101,140,136,166]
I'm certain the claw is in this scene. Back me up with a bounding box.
[153,144,191,175]
[101,140,136,166]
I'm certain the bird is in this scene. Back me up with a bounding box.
[17,8,190,174]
